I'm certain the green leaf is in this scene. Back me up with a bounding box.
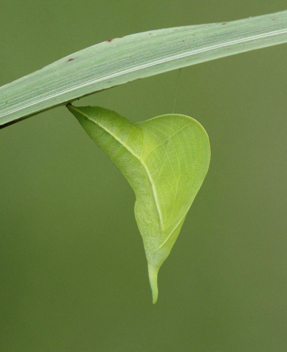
[1,10,287,128]
[67,105,210,303]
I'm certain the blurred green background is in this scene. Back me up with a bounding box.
[1,1,287,351]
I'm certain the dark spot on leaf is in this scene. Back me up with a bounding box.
[67,58,75,62]
[182,40,185,42]
[107,36,124,42]
[222,22,227,25]
[272,18,276,21]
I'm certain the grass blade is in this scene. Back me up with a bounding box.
[1,10,287,127]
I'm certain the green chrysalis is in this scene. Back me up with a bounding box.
[67,105,210,303]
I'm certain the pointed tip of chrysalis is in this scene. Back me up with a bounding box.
[148,264,159,304]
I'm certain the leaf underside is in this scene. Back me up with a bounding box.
[67,105,210,303]
[1,10,287,127]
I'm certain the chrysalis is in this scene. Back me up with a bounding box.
[67,105,210,303]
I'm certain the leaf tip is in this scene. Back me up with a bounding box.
[148,264,159,304]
